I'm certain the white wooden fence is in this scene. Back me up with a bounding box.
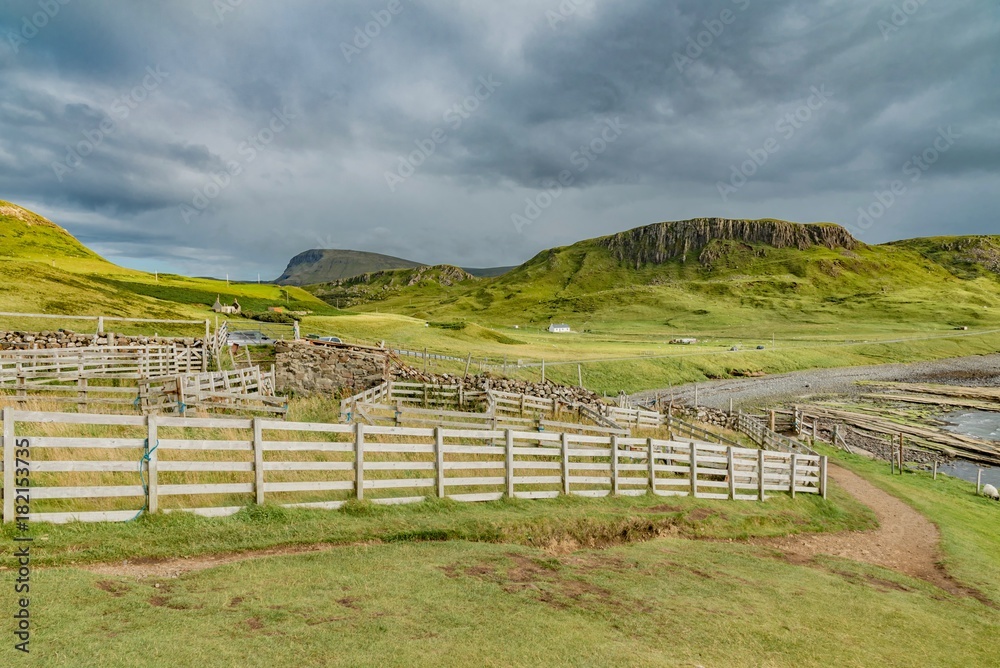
[139,366,285,416]
[0,345,206,382]
[0,407,826,524]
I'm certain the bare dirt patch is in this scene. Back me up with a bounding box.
[82,542,365,579]
[753,464,995,606]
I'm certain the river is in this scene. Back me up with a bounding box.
[939,410,1000,487]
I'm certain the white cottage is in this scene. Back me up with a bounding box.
[548,323,571,333]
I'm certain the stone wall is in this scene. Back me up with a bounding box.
[275,341,391,396]
[0,330,204,350]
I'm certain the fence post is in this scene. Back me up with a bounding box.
[789,453,797,499]
[355,422,365,501]
[505,429,515,498]
[97,316,104,335]
[610,435,619,495]
[758,449,766,502]
[647,438,656,494]
[727,447,736,501]
[204,319,211,340]
[689,442,698,499]
[561,432,570,496]
[147,414,159,513]
[434,427,445,499]
[253,417,265,505]
[3,407,14,523]
[819,456,828,500]
[769,410,776,433]
[77,376,87,412]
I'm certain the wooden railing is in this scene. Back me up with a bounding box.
[0,407,827,524]
[139,367,285,416]
[0,345,206,382]
[736,413,818,456]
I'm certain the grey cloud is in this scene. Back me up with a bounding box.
[0,0,996,278]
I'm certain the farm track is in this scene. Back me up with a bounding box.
[753,464,996,607]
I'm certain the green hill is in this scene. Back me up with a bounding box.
[0,201,334,328]
[888,236,1000,280]
[303,218,1000,337]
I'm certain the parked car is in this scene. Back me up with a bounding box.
[315,336,343,343]
[228,330,275,346]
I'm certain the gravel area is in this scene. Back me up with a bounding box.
[632,354,1000,410]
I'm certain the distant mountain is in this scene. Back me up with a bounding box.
[276,248,513,285]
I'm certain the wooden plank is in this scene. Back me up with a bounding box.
[364,479,435,490]
[158,440,253,452]
[355,422,364,501]
[159,483,254,496]
[365,462,435,471]
[159,461,254,472]
[12,411,144,426]
[3,407,14,523]
[435,427,445,498]
[442,462,505,471]
[31,485,144,500]
[443,477,506,487]
[263,481,354,493]
[447,492,504,503]
[262,442,353,453]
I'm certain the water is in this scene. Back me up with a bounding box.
[939,410,1000,487]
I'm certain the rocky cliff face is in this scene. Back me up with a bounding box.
[600,218,860,267]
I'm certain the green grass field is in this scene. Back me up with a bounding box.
[2,454,998,667]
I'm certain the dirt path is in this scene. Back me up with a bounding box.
[758,464,993,604]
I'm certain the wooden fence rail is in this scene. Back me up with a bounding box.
[0,407,826,524]
[0,345,207,383]
[139,366,285,416]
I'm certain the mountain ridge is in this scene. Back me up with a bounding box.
[276,248,514,285]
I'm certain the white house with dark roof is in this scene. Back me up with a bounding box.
[547,323,571,333]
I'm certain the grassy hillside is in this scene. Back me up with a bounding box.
[889,235,1000,280]
[293,219,1000,392]
[0,202,334,333]
[304,220,1000,336]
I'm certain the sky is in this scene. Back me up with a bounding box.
[1,0,997,279]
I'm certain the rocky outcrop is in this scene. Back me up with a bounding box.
[600,218,860,268]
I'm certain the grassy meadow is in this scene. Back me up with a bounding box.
[2,451,999,667]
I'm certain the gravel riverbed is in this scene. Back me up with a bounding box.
[631,353,1000,411]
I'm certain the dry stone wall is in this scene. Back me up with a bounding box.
[275,342,391,396]
[0,330,204,350]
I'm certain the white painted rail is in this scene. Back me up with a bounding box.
[0,407,826,524]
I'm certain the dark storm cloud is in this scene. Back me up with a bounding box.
[0,0,997,278]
